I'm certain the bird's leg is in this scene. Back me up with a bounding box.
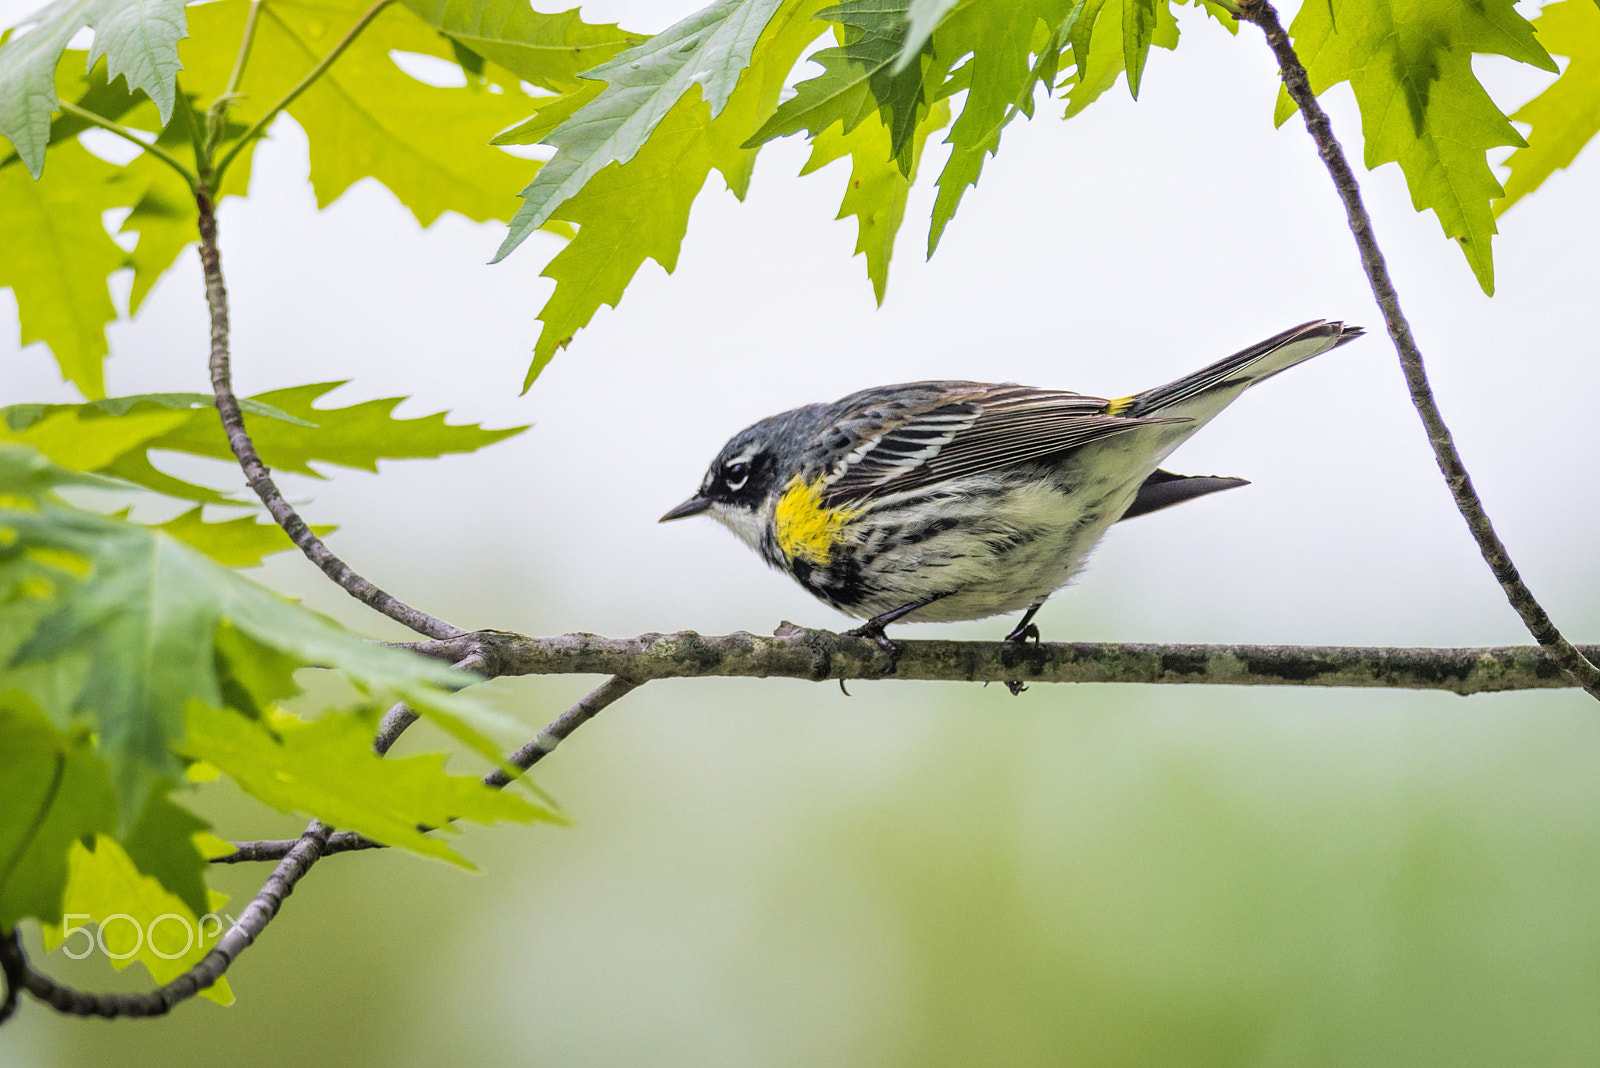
[847,598,939,665]
[1003,602,1044,644]
[1002,601,1045,695]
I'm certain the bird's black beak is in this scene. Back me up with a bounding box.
[659,495,713,522]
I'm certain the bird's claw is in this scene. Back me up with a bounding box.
[846,620,901,674]
[1002,621,1038,694]
[1004,622,1041,644]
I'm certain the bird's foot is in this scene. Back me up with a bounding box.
[846,619,901,674]
[1004,621,1041,644]
[1001,619,1040,695]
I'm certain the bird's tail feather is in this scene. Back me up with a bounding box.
[1126,320,1363,417]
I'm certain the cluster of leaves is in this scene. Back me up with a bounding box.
[492,0,1596,379]
[0,0,635,999]
[0,443,560,995]
[3,0,1595,392]
[0,0,640,397]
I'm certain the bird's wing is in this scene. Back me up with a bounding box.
[821,385,1182,504]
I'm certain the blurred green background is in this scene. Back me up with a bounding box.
[3,0,1600,1063]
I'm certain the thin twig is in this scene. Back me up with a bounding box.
[485,676,639,788]
[373,654,485,755]
[195,192,461,640]
[213,830,383,864]
[6,822,331,1018]
[212,0,394,184]
[395,627,1598,695]
[216,676,642,863]
[0,931,22,1025]
[1233,0,1600,700]
[373,701,421,756]
[57,103,197,192]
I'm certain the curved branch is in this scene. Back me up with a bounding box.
[397,627,1596,696]
[195,193,461,640]
[5,822,330,1019]
[1232,0,1600,700]
[485,675,639,788]
[0,931,22,1025]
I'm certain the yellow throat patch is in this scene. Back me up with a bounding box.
[774,478,855,565]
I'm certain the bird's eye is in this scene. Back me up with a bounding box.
[723,461,750,491]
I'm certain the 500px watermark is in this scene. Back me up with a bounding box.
[55,913,245,961]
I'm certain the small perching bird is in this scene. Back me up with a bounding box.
[662,320,1362,654]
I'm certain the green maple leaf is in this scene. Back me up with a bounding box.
[1498,0,1600,213]
[0,697,116,929]
[1063,0,1179,118]
[1277,0,1557,294]
[898,0,960,67]
[800,97,950,301]
[924,0,1070,254]
[39,833,233,1004]
[181,703,559,869]
[0,699,228,981]
[153,508,335,568]
[495,0,788,261]
[1,443,515,822]
[0,0,187,177]
[397,0,644,92]
[0,58,256,395]
[489,78,602,148]
[747,0,928,173]
[0,137,130,399]
[1,385,522,508]
[151,381,528,477]
[522,0,828,386]
[119,787,214,918]
[181,0,542,227]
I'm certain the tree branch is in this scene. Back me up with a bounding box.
[394,627,1596,696]
[1232,0,1600,700]
[4,821,331,1018]
[0,931,23,1025]
[485,675,639,788]
[195,192,461,640]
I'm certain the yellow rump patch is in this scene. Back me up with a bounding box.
[774,478,855,565]
[1105,395,1135,416]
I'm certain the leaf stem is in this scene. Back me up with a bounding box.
[1233,0,1600,700]
[202,0,266,163]
[173,78,211,177]
[224,0,265,99]
[57,103,197,192]
[212,0,394,184]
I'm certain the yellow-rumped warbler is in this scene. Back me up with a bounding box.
[661,320,1362,650]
